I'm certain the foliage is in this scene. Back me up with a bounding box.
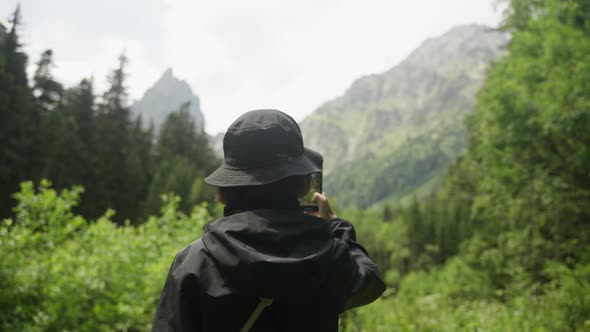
[143,103,218,218]
[327,125,463,208]
[339,0,590,330]
[32,49,63,112]
[0,5,38,218]
[342,204,590,331]
[456,0,590,290]
[341,261,590,331]
[0,7,219,223]
[0,181,209,331]
[2,0,590,330]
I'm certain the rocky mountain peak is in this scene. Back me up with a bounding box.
[131,68,204,133]
[401,24,507,76]
[161,67,174,79]
[300,24,508,208]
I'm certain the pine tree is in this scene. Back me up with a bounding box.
[0,6,38,218]
[61,79,99,217]
[31,49,68,183]
[404,197,424,265]
[142,102,219,217]
[93,53,134,223]
[63,78,95,150]
[32,49,63,112]
[125,115,153,223]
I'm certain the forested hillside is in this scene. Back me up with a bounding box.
[0,6,219,223]
[301,25,507,209]
[1,0,589,330]
[340,0,590,329]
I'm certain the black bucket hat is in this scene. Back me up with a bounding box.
[205,109,323,187]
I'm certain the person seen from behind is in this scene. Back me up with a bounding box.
[152,109,386,331]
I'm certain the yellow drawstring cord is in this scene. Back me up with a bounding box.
[240,297,274,332]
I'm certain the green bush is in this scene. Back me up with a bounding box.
[0,180,209,331]
[340,262,590,332]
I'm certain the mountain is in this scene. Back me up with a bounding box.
[301,25,508,209]
[131,68,204,132]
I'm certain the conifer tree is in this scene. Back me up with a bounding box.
[31,49,68,183]
[32,50,63,112]
[60,79,99,217]
[125,115,153,223]
[0,5,37,218]
[93,53,134,223]
[142,102,218,217]
[63,78,95,149]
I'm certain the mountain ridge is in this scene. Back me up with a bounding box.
[301,24,508,208]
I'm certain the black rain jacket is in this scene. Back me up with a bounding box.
[152,198,385,332]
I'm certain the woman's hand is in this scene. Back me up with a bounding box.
[307,192,338,220]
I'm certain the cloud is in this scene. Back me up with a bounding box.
[163,0,501,133]
[1,0,502,134]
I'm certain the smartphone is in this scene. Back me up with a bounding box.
[300,172,323,212]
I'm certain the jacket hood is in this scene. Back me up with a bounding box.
[201,209,352,302]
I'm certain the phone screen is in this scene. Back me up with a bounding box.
[300,173,322,212]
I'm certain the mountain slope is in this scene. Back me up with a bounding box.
[131,68,204,132]
[301,25,508,208]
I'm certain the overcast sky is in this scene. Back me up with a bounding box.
[1,0,503,134]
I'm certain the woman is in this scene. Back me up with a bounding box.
[152,109,385,332]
